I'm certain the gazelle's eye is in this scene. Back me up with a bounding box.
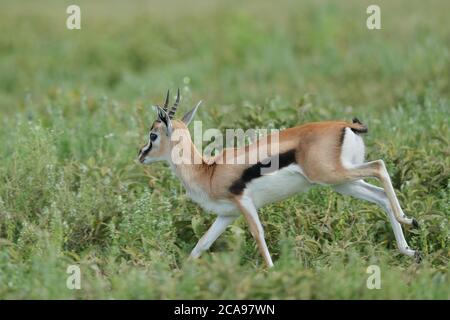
[150,133,158,141]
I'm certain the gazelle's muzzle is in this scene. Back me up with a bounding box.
[138,151,145,163]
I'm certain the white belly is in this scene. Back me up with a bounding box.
[245,164,312,208]
[187,187,238,216]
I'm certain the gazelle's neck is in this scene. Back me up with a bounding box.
[166,130,211,189]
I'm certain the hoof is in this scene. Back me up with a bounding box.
[414,251,422,263]
[412,218,420,229]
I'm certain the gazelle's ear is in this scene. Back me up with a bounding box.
[155,105,173,136]
[181,101,202,126]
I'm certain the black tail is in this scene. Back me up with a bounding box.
[350,117,368,134]
[352,117,362,124]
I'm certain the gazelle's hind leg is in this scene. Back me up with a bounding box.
[233,194,274,268]
[342,160,418,227]
[333,180,420,260]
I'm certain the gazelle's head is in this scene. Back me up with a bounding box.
[137,89,202,164]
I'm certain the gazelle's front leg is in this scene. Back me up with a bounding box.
[190,215,237,259]
[233,194,274,268]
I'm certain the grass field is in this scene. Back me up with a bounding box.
[0,0,449,299]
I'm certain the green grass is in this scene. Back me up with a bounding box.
[0,0,449,299]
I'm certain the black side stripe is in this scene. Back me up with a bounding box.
[229,149,297,195]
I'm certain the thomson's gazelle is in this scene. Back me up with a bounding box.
[138,90,420,267]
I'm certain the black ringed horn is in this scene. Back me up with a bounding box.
[168,88,180,119]
[163,90,170,112]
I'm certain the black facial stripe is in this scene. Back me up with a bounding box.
[141,142,152,157]
[229,149,297,195]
